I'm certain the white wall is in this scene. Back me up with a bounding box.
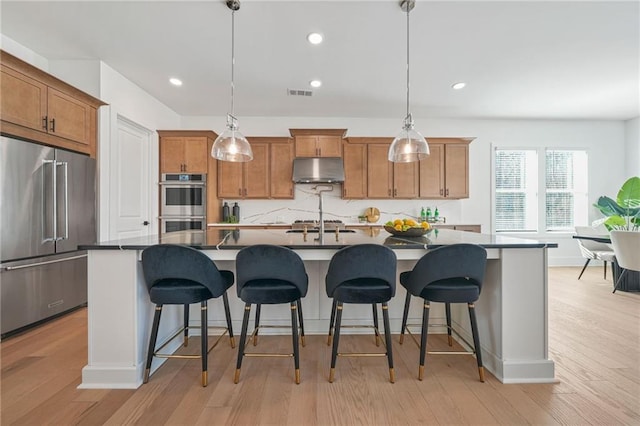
[625,117,640,177]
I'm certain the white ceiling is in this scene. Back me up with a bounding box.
[1,0,638,121]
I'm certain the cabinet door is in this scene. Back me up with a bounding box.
[367,144,393,198]
[47,88,93,146]
[419,143,445,198]
[294,136,318,157]
[393,161,419,198]
[0,65,47,132]
[317,136,342,157]
[343,143,367,199]
[270,141,294,199]
[244,143,269,198]
[217,160,243,198]
[160,137,186,173]
[183,137,208,173]
[444,144,469,198]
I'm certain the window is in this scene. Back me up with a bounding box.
[495,150,538,232]
[545,150,588,231]
[494,148,588,233]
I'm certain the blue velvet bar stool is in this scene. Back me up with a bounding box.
[141,244,235,387]
[234,244,308,384]
[399,244,487,382]
[325,244,397,383]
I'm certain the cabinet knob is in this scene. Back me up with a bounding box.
[142,221,150,226]
[42,116,48,130]
[49,118,56,132]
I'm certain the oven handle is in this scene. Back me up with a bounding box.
[159,182,206,186]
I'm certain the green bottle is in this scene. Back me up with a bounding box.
[420,207,426,222]
[426,207,432,221]
[434,207,439,221]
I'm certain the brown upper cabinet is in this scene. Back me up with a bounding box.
[419,138,473,199]
[342,141,367,199]
[289,128,346,157]
[344,138,419,199]
[217,137,294,199]
[343,137,473,199]
[367,143,419,199]
[157,131,213,174]
[0,50,105,157]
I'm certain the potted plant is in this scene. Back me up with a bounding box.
[593,176,640,231]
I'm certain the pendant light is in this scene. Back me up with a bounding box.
[212,0,253,162]
[388,0,429,163]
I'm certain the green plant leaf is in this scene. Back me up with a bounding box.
[617,176,640,209]
[594,196,625,216]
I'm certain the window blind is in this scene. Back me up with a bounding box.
[495,149,538,232]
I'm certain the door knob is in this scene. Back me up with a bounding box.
[143,221,150,226]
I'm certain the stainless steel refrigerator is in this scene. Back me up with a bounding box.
[0,135,96,338]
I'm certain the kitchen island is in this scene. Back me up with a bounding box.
[79,228,557,388]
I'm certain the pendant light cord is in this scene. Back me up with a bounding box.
[230,9,236,118]
[405,4,410,121]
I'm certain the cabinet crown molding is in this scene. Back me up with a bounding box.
[157,130,218,138]
[289,128,347,137]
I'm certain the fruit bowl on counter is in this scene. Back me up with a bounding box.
[384,218,430,237]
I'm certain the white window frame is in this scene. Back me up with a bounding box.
[491,145,589,236]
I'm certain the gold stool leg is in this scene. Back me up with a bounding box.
[202,371,208,387]
[329,368,335,383]
[295,369,300,384]
[389,368,395,383]
[418,365,425,381]
[234,369,241,384]
[230,336,236,349]
[479,367,485,382]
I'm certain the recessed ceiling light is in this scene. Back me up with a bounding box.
[452,82,466,90]
[309,80,322,88]
[307,32,323,45]
[169,77,183,86]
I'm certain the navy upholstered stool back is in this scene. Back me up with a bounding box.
[325,244,397,383]
[234,244,308,384]
[141,244,235,387]
[399,243,487,381]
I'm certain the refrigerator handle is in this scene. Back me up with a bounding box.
[42,159,56,242]
[57,161,69,240]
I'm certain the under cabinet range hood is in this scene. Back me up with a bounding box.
[292,157,345,183]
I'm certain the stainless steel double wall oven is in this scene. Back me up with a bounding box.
[159,173,206,232]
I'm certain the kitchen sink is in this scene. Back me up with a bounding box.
[286,229,356,233]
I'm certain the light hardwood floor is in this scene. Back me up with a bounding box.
[1,267,639,425]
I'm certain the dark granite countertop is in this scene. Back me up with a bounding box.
[80,228,558,250]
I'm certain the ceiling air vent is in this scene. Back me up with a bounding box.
[287,89,313,97]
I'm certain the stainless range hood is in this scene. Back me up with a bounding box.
[292,157,345,183]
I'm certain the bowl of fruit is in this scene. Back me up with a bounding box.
[384,218,431,237]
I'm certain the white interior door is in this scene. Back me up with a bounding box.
[109,113,152,240]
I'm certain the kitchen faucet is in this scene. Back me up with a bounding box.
[312,185,333,239]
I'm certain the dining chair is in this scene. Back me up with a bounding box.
[575,226,615,280]
[609,230,640,293]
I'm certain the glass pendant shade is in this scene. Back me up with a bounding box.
[212,114,253,162]
[388,115,429,162]
[213,1,253,162]
[389,0,429,163]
